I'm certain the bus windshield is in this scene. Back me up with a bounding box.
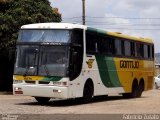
[39,46,69,76]
[14,45,69,77]
[18,29,71,43]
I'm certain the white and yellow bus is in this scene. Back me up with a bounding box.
[13,23,154,103]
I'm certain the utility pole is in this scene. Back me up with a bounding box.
[82,0,85,25]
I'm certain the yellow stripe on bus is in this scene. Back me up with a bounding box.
[14,75,44,81]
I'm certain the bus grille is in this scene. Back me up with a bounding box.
[39,81,50,84]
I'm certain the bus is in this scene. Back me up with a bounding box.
[13,23,154,104]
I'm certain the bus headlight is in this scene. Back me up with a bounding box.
[14,87,23,94]
[53,89,62,93]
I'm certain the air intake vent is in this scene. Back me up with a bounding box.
[39,81,50,84]
[25,81,35,84]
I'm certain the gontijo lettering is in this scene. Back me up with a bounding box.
[120,60,139,69]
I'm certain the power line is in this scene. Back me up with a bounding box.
[63,16,160,20]
[87,23,160,26]
[86,16,160,19]
[62,16,82,19]
[61,22,160,30]
[62,16,160,30]
[62,20,82,23]
[97,28,160,30]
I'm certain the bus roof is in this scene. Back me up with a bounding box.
[21,23,87,29]
[21,23,153,44]
[87,27,153,44]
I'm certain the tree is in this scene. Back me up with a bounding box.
[0,0,61,51]
[0,0,61,91]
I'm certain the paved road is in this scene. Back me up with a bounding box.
[0,89,160,114]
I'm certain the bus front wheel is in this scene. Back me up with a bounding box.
[34,97,50,104]
[81,80,94,103]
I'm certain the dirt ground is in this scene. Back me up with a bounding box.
[0,89,160,115]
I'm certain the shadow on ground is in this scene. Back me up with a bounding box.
[15,95,147,107]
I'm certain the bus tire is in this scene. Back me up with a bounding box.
[81,80,94,103]
[130,80,139,98]
[123,80,139,98]
[34,97,50,104]
[137,80,144,97]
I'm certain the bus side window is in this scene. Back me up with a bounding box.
[100,37,114,55]
[150,45,154,59]
[145,44,154,59]
[147,45,151,58]
[136,43,144,58]
[115,39,122,56]
[140,44,144,58]
[125,41,131,56]
[136,43,140,57]
[152,45,154,59]
[144,44,148,59]
[131,42,136,57]
[86,32,99,54]
[109,38,115,54]
[121,40,125,56]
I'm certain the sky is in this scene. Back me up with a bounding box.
[50,0,160,53]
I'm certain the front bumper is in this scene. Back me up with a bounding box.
[13,84,69,99]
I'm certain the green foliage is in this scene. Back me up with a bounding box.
[0,0,61,52]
